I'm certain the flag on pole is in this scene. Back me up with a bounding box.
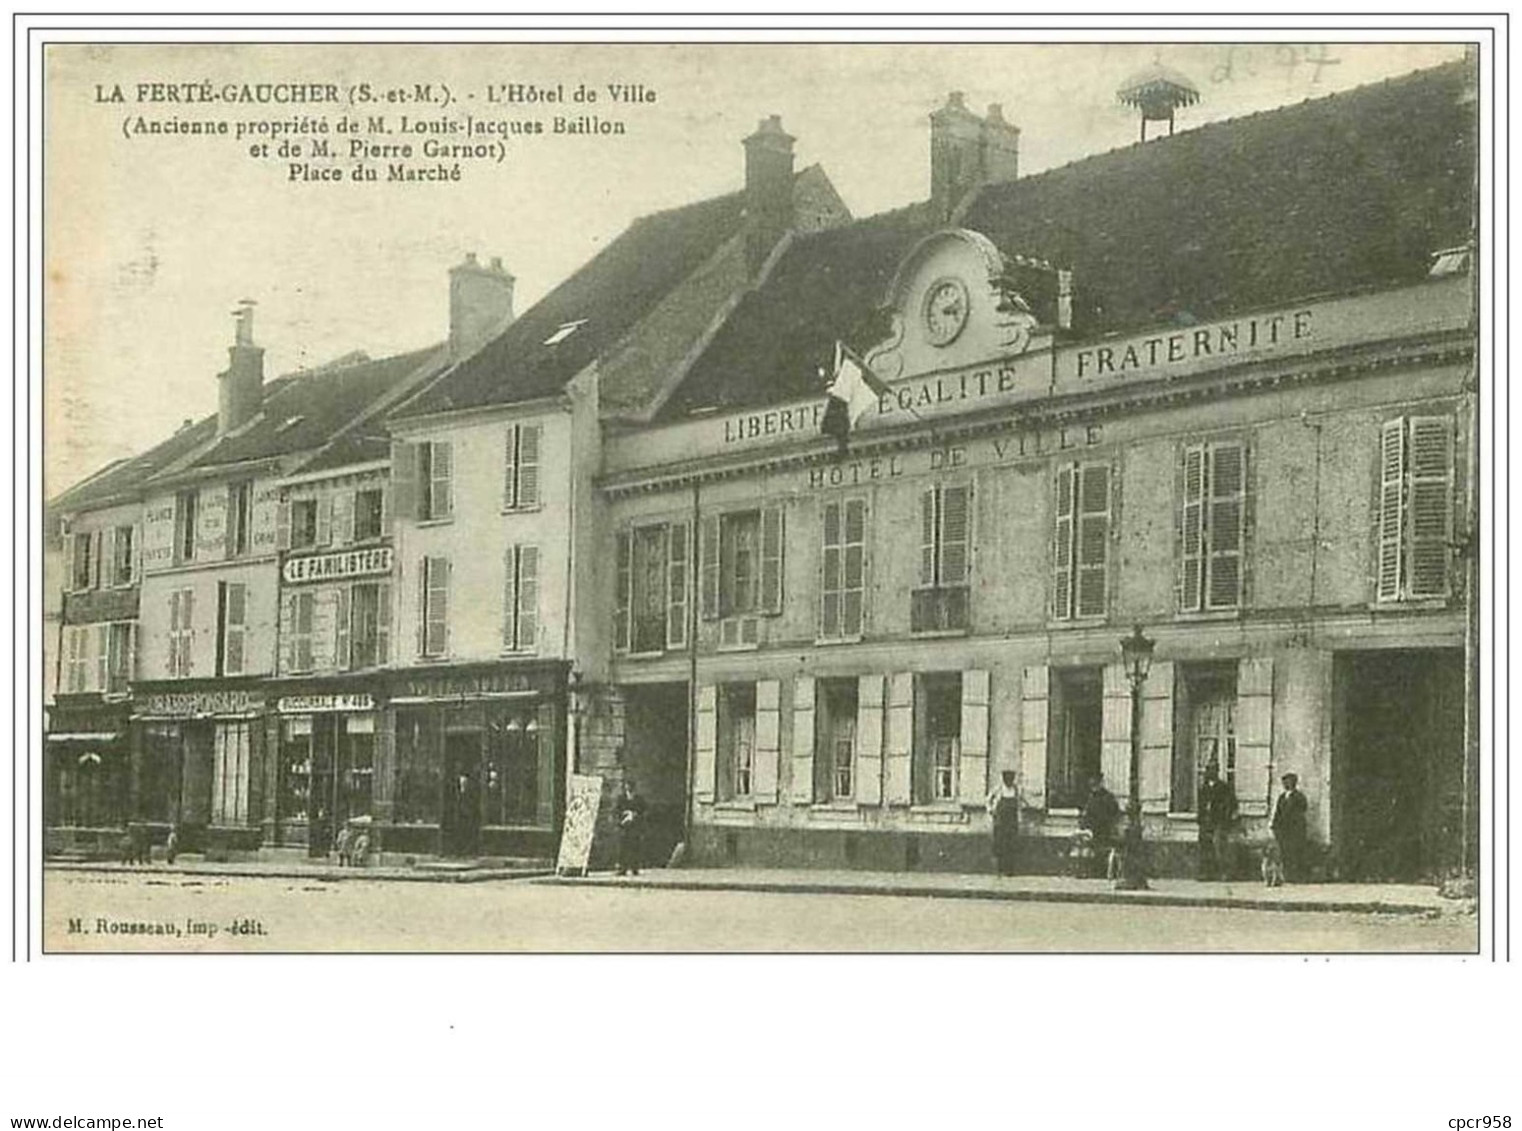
[821,342,890,443]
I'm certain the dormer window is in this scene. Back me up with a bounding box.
[542,320,586,346]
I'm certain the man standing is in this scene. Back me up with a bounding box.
[986,770,1021,876]
[1271,772,1310,883]
[1079,776,1121,879]
[614,776,647,877]
[1197,762,1239,881]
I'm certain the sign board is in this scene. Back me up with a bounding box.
[277,693,375,714]
[555,773,604,877]
[138,689,263,718]
[283,546,393,584]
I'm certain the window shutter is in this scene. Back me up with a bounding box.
[753,679,781,802]
[433,442,454,519]
[666,522,689,649]
[63,531,76,593]
[1236,657,1274,817]
[958,669,990,806]
[920,489,937,585]
[316,496,334,547]
[415,558,427,657]
[280,593,296,674]
[182,589,195,676]
[1141,660,1173,814]
[843,499,867,637]
[503,425,518,509]
[1179,445,1205,612]
[1100,662,1131,798]
[1076,465,1110,618]
[1376,419,1405,601]
[820,501,841,639]
[222,488,237,558]
[391,442,418,522]
[855,674,884,806]
[694,684,717,802]
[700,514,720,620]
[275,499,292,552]
[94,624,109,691]
[789,676,816,805]
[614,530,632,650]
[1053,465,1075,619]
[503,546,519,650]
[940,485,971,586]
[334,491,355,546]
[760,506,784,615]
[380,485,393,535]
[1019,665,1049,810]
[166,591,180,675]
[225,584,247,676]
[517,546,539,651]
[334,587,351,672]
[884,672,914,805]
[1207,444,1245,610]
[376,582,392,665]
[518,424,541,508]
[90,531,103,590]
[1406,416,1453,598]
[102,527,117,588]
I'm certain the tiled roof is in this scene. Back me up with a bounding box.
[48,415,219,514]
[391,189,751,420]
[661,61,1475,420]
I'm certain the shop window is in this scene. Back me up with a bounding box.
[347,582,391,669]
[289,591,316,673]
[1053,462,1111,621]
[484,707,545,825]
[616,522,690,653]
[212,720,252,826]
[345,715,376,820]
[290,498,319,549]
[1377,415,1455,602]
[174,489,199,564]
[504,422,542,510]
[1171,662,1238,814]
[913,485,971,633]
[1046,667,1103,811]
[503,544,539,653]
[814,678,859,801]
[1180,441,1247,613]
[419,441,453,521]
[219,581,247,676]
[353,488,385,541]
[718,683,757,800]
[914,673,962,803]
[394,709,442,825]
[106,622,135,693]
[167,588,195,678]
[228,482,253,558]
[820,498,868,640]
[112,525,135,586]
[420,556,451,658]
[281,717,313,822]
[49,746,123,829]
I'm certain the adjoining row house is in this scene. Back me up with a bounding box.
[596,63,1477,881]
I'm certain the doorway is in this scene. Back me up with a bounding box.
[1332,649,1464,881]
[441,727,482,857]
[619,683,690,866]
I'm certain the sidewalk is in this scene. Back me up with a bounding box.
[46,856,554,884]
[538,867,1472,916]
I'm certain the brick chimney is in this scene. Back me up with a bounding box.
[449,253,516,359]
[930,93,1020,221]
[217,299,264,437]
[742,114,796,274]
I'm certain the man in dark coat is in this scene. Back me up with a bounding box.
[1197,761,1239,880]
[614,777,647,876]
[986,770,1021,876]
[1271,772,1310,883]
[1079,776,1121,879]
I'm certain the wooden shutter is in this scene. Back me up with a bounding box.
[958,669,990,806]
[760,505,784,615]
[884,672,914,805]
[182,589,195,675]
[431,442,454,519]
[222,488,237,558]
[316,496,334,546]
[1076,464,1110,618]
[94,624,109,691]
[334,491,355,546]
[855,674,884,806]
[1179,445,1205,612]
[333,587,351,672]
[376,582,392,665]
[753,679,781,802]
[518,424,541,508]
[699,514,720,620]
[225,583,247,676]
[1207,444,1246,610]
[63,530,75,593]
[90,531,103,590]
[275,499,292,552]
[821,500,842,638]
[1236,657,1274,817]
[517,546,539,651]
[790,676,816,805]
[1140,660,1173,813]
[380,484,393,535]
[1053,464,1075,619]
[1100,662,1131,797]
[102,527,117,588]
[504,546,519,650]
[1019,665,1049,809]
[503,425,518,509]
[843,498,867,637]
[694,684,717,802]
[940,485,971,586]
[666,522,688,649]
[614,530,632,650]
[920,489,937,585]
[391,442,417,522]
[1406,416,1453,598]
[1376,418,1405,601]
[280,593,296,674]
[415,557,427,657]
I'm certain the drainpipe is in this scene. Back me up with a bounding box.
[685,478,701,841]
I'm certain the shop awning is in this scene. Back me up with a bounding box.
[45,731,121,743]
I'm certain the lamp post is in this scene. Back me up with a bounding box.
[1116,625,1156,891]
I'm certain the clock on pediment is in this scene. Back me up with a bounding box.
[921,275,970,347]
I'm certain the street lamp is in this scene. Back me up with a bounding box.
[1116,625,1156,890]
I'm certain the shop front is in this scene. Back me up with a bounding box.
[132,682,268,854]
[44,696,134,857]
[384,661,569,859]
[268,688,383,856]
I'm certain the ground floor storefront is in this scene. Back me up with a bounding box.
[43,696,134,857]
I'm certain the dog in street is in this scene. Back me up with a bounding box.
[1260,842,1285,888]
